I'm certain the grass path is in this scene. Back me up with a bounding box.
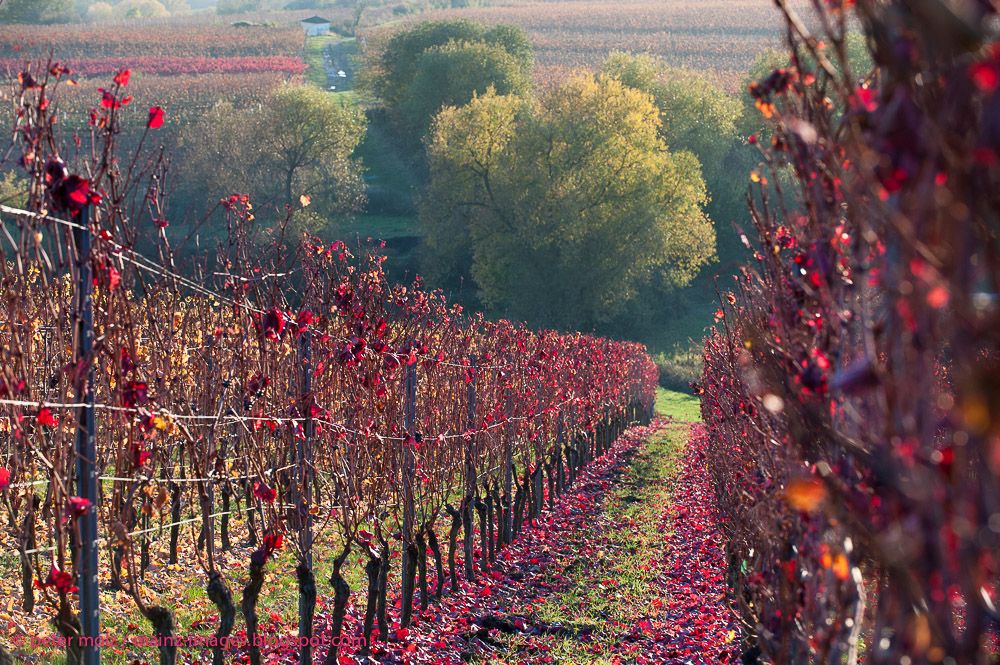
[475,414,738,665]
[485,421,689,664]
[655,387,702,423]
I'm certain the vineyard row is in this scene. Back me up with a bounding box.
[0,192,657,665]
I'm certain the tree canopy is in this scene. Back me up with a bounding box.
[364,19,533,136]
[601,52,750,265]
[401,40,532,136]
[0,0,74,23]
[421,76,715,330]
[180,84,366,226]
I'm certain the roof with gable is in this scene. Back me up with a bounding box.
[301,16,330,24]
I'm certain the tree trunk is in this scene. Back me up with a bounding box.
[499,490,511,548]
[445,503,462,594]
[206,572,236,665]
[285,169,295,211]
[112,505,138,591]
[5,490,18,529]
[168,480,181,564]
[53,601,82,665]
[474,496,489,574]
[416,531,429,610]
[556,446,565,496]
[376,541,390,641]
[220,483,232,552]
[323,545,352,665]
[241,553,267,665]
[545,462,554,511]
[296,562,316,665]
[488,486,500,563]
[111,543,124,591]
[144,605,177,665]
[20,495,38,613]
[534,464,544,518]
[41,474,53,525]
[427,528,445,600]
[244,479,258,547]
[461,494,475,582]
[360,550,380,660]
[523,466,534,525]
[512,477,525,538]
[140,509,150,578]
[400,541,418,627]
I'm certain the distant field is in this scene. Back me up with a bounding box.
[404,0,802,91]
[0,23,304,59]
[1,22,306,130]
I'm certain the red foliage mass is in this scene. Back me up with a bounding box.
[699,0,1000,661]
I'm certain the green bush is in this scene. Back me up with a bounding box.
[652,344,702,393]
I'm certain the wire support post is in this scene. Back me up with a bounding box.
[72,205,101,665]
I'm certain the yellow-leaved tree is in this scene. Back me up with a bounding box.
[421,75,716,330]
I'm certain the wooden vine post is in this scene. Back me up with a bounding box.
[503,388,513,547]
[296,327,316,665]
[400,359,417,624]
[73,205,101,665]
[463,356,476,582]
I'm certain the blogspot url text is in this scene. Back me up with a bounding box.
[9,633,365,650]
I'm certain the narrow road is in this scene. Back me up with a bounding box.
[323,38,354,93]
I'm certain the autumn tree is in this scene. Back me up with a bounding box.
[421,77,715,330]
[180,84,366,224]
[601,52,750,265]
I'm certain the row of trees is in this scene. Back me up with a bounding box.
[108,16,849,342]
[0,59,658,665]
[360,20,878,338]
[700,0,1000,662]
[0,0,192,23]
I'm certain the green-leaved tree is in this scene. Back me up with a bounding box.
[363,19,533,137]
[180,84,366,229]
[601,52,750,265]
[421,76,716,330]
[401,39,531,137]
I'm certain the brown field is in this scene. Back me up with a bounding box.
[399,0,809,92]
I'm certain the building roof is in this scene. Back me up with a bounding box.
[301,16,330,24]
